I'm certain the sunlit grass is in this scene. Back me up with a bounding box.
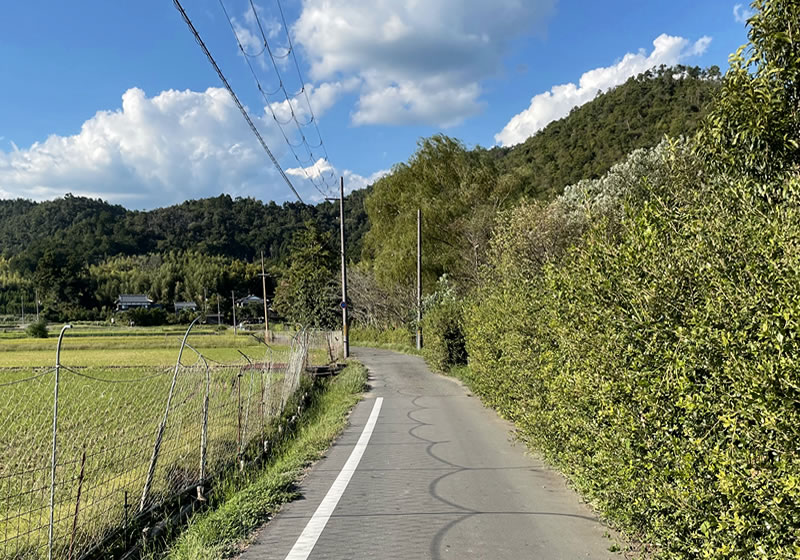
[162,363,367,560]
[0,325,331,559]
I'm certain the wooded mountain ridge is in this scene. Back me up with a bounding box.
[0,64,720,317]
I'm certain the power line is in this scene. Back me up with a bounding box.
[245,0,337,196]
[171,0,304,203]
[248,0,333,195]
[274,0,337,183]
[216,0,331,199]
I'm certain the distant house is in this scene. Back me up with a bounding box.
[116,294,153,312]
[174,301,198,314]
[235,295,263,308]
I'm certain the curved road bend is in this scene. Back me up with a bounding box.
[239,347,618,559]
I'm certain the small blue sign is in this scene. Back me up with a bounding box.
[340,301,347,308]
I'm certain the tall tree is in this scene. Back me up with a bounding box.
[272,223,339,329]
[363,135,515,293]
[701,0,800,190]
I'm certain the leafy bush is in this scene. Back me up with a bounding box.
[465,143,800,557]
[464,6,800,556]
[273,224,339,329]
[168,310,201,326]
[420,276,466,372]
[41,302,101,323]
[118,307,169,327]
[25,319,48,338]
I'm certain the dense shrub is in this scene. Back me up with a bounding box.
[465,145,800,557]
[420,277,467,372]
[464,5,800,556]
[44,302,104,323]
[273,224,339,329]
[25,319,48,338]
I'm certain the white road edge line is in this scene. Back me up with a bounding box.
[284,396,384,560]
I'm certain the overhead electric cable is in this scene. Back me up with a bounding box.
[217,0,332,198]
[275,0,337,182]
[246,0,337,195]
[172,0,304,203]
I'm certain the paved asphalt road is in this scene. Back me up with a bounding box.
[239,347,618,559]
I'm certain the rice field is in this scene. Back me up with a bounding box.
[0,324,324,559]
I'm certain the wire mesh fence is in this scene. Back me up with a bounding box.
[268,329,343,365]
[0,323,319,560]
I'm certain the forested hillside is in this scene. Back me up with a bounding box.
[360,65,721,296]
[0,191,369,318]
[494,64,721,200]
[0,190,369,266]
[0,64,719,321]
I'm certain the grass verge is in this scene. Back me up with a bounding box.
[348,326,421,355]
[158,362,367,560]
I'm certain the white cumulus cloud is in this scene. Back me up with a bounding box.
[0,87,324,208]
[269,77,361,125]
[287,157,389,201]
[733,3,755,24]
[495,33,713,147]
[293,0,556,127]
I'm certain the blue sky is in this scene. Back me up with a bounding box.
[0,0,753,208]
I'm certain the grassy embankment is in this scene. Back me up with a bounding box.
[156,362,367,560]
[348,325,420,355]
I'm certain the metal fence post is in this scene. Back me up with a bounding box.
[243,369,255,460]
[48,324,72,560]
[237,370,244,472]
[259,356,265,453]
[67,446,87,560]
[139,317,200,512]
[198,357,210,501]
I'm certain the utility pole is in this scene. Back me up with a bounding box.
[339,177,349,358]
[35,289,40,322]
[326,178,349,358]
[231,291,237,336]
[260,252,270,344]
[416,208,423,350]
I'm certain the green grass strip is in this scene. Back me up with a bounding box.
[162,363,368,560]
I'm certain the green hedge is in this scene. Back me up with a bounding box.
[464,155,800,558]
[419,276,467,372]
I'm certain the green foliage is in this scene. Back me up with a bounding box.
[420,276,466,372]
[465,141,800,558]
[0,257,33,317]
[119,307,170,327]
[460,15,800,550]
[25,319,48,339]
[0,190,371,318]
[89,251,260,312]
[272,224,339,329]
[701,0,800,188]
[364,135,514,291]
[0,191,370,267]
[362,68,719,300]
